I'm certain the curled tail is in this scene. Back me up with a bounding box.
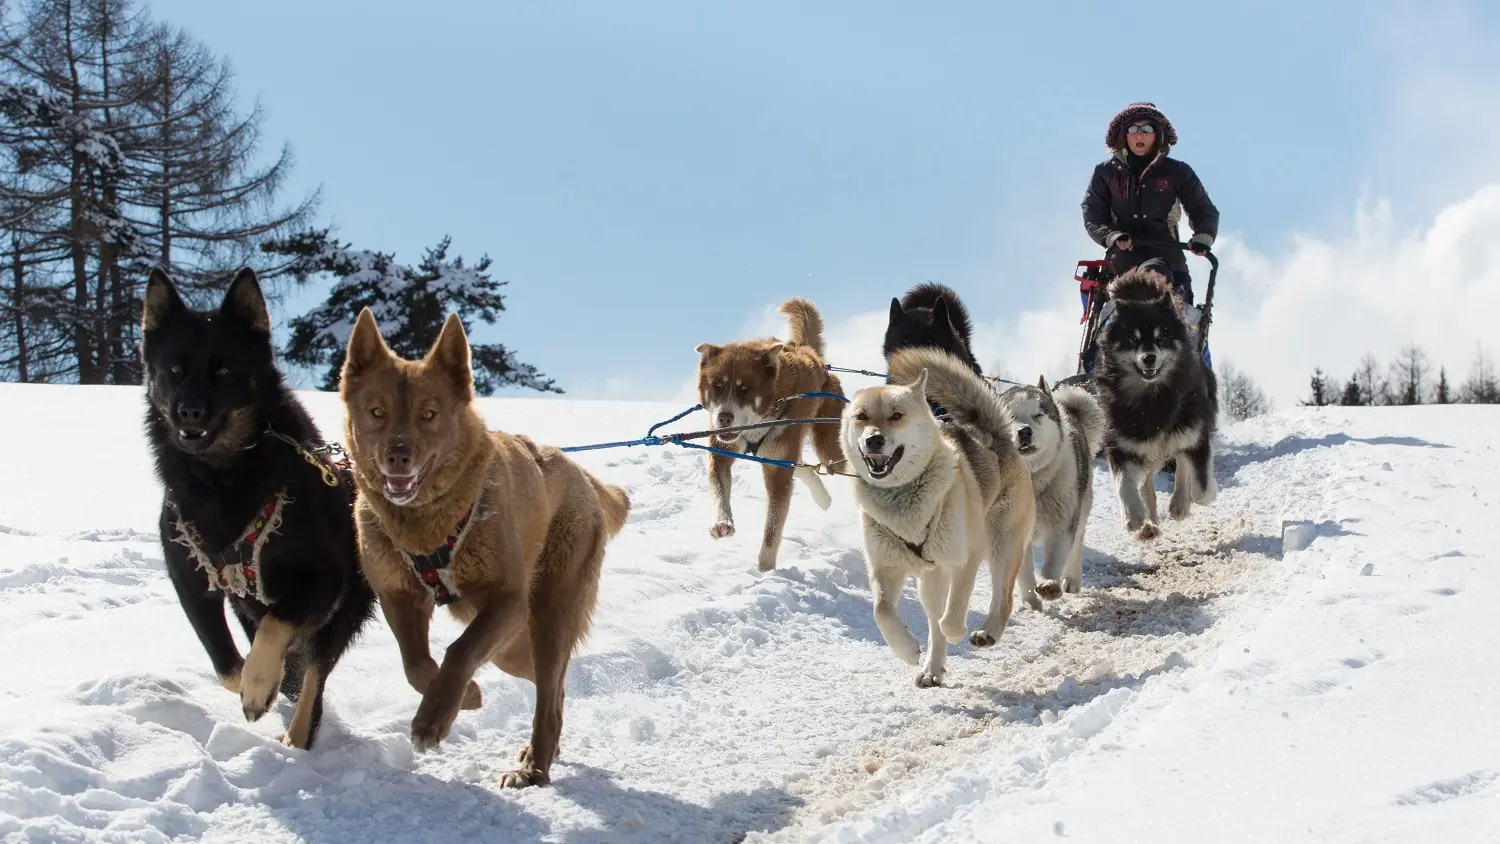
[779,298,825,356]
[900,282,976,347]
[1054,384,1107,456]
[591,477,631,537]
[887,347,1017,458]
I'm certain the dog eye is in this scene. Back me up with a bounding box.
[889,411,904,422]
[854,411,869,422]
[215,366,230,378]
[421,409,437,421]
[169,364,183,377]
[370,407,386,419]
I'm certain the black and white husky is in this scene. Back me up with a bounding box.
[1094,268,1218,540]
[1000,377,1106,607]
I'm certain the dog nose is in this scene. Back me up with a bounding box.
[1017,425,1032,447]
[384,442,414,473]
[716,410,734,429]
[1141,352,1158,368]
[864,434,886,453]
[175,402,206,426]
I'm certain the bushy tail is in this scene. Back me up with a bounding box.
[779,298,825,356]
[591,477,631,537]
[887,347,1017,457]
[1054,384,1107,456]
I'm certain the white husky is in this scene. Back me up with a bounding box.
[841,349,1036,687]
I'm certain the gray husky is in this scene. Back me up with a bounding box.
[1000,377,1107,609]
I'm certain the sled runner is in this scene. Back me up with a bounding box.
[1057,242,1218,392]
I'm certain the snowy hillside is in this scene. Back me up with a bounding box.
[0,383,1495,843]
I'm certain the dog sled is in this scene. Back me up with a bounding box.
[1056,242,1219,393]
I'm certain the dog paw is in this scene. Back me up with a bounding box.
[915,670,944,688]
[1195,482,1218,506]
[969,630,997,648]
[1023,590,1043,610]
[279,731,309,750]
[409,695,461,753]
[709,521,735,539]
[1061,575,1081,594]
[1035,580,1063,601]
[460,680,483,710]
[1169,497,1192,521]
[756,550,778,572]
[499,767,549,789]
[1136,522,1161,541]
[938,613,967,644]
[239,658,283,723]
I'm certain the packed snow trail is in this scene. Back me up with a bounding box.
[1,384,1487,843]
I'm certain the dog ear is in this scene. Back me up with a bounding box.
[342,307,391,386]
[762,344,784,373]
[1037,374,1049,391]
[694,343,721,358]
[427,312,474,398]
[888,298,904,323]
[142,267,186,333]
[933,295,952,328]
[220,268,271,336]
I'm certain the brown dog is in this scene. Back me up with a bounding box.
[339,308,630,788]
[695,298,845,571]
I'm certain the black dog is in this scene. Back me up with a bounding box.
[141,266,375,749]
[883,282,983,377]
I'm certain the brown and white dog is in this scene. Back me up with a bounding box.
[339,309,630,788]
[694,298,845,571]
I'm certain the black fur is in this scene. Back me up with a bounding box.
[1095,270,1217,489]
[141,266,375,749]
[883,283,982,377]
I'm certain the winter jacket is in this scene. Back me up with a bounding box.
[1081,150,1219,272]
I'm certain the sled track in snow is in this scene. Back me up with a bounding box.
[0,410,1292,844]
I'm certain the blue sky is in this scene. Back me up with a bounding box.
[148,0,1500,400]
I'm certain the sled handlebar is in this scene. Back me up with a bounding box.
[1172,242,1217,355]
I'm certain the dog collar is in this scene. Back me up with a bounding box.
[400,493,482,606]
[168,492,288,604]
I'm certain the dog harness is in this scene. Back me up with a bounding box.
[169,492,289,604]
[400,495,481,606]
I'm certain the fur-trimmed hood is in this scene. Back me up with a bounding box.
[1106,102,1177,151]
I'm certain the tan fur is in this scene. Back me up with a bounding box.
[239,616,296,722]
[280,662,323,749]
[340,308,630,788]
[694,298,845,571]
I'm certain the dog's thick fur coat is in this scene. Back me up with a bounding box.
[340,309,630,788]
[843,347,1034,687]
[883,283,983,377]
[695,299,844,571]
[1096,268,1218,540]
[142,267,375,750]
[1001,378,1107,607]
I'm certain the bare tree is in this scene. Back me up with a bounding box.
[1218,361,1271,422]
[1353,353,1390,406]
[1388,344,1429,406]
[1461,344,1500,404]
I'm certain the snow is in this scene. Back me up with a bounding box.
[1,383,1495,842]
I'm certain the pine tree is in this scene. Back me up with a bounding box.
[1339,374,1364,407]
[1433,367,1453,404]
[267,230,560,395]
[1304,367,1332,406]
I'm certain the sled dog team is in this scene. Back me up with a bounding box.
[142,261,1216,789]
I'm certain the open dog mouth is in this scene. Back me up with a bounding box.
[861,445,905,479]
[174,425,219,451]
[1137,364,1161,381]
[1017,442,1038,455]
[381,459,433,506]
